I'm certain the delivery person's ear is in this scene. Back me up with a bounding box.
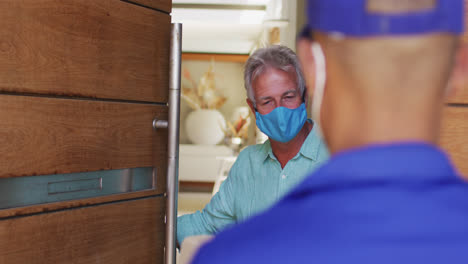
[447,43,468,99]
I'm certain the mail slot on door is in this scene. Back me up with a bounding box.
[0,167,156,210]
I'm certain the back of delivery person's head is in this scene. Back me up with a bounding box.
[298,0,465,154]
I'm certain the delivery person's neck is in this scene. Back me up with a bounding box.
[326,99,443,155]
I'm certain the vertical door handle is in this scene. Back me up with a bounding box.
[165,23,182,264]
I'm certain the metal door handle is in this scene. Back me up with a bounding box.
[153,118,168,130]
[165,23,182,264]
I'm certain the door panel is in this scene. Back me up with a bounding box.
[0,0,170,103]
[441,106,468,178]
[0,0,171,263]
[128,0,172,13]
[0,196,166,264]
[447,88,468,104]
[447,87,468,105]
[0,189,159,219]
[0,95,167,180]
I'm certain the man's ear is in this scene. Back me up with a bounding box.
[297,37,317,99]
[246,99,256,117]
[303,88,309,106]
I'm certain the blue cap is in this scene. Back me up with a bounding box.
[306,0,464,36]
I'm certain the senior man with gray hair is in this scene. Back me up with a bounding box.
[177,45,329,245]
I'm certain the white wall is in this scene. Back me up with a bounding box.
[279,0,297,51]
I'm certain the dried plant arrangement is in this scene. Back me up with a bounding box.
[182,62,227,110]
[222,113,250,141]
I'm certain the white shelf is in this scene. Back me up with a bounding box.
[179,144,235,182]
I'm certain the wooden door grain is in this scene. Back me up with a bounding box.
[0,1,172,263]
[0,197,166,264]
[128,0,172,13]
[441,106,468,179]
[0,0,170,103]
[0,95,167,180]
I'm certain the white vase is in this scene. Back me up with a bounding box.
[185,109,226,145]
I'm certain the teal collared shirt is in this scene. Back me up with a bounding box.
[177,122,329,244]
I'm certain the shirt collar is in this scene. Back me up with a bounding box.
[300,120,321,161]
[259,140,274,162]
[293,142,460,194]
[261,119,322,162]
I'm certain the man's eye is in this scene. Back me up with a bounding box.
[262,101,271,105]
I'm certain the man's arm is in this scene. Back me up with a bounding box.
[177,161,240,244]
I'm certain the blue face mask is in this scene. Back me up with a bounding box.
[255,103,307,143]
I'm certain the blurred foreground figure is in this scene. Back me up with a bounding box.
[177,45,328,245]
[192,1,468,263]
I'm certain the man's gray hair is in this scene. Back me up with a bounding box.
[244,45,306,106]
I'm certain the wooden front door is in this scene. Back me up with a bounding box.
[0,0,172,263]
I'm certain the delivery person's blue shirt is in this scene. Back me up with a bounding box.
[193,143,468,264]
[177,122,329,244]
